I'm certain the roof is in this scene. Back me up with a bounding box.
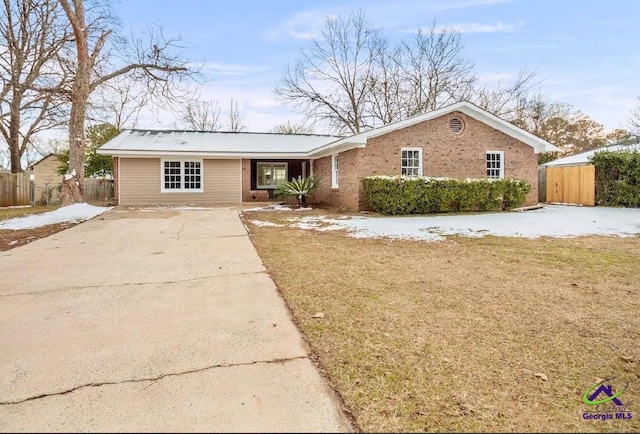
[97,130,342,158]
[310,101,559,157]
[97,102,559,158]
[542,142,640,167]
[29,153,58,169]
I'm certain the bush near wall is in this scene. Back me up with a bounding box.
[590,150,640,207]
[361,176,531,215]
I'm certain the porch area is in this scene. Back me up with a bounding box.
[242,158,311,201]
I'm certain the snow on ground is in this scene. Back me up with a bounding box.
[0,203,112,230]
[249,220,285,227]
[252,205,640,242]
[243,204,312,212]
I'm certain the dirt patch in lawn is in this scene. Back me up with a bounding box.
[0,206,74,252]
[242,210,640,433]
[0,222,76,252]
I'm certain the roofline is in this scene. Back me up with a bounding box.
[122,128,342,139]
[541,141,640,166]
[307,101,560,156]
[97,149,313,159]
[32,153,58,164]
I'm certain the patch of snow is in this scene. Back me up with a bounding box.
[8,240,18,245]
[281,206,640,241]
[0,203,111,230]
[249,220,284,227]
[244,204,311,212]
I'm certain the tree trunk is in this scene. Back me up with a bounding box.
[9,95,23,174]
[59,0,89,205]
[61,71,88,205]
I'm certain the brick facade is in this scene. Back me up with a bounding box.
[314,148,364,210]
[313,111,538,210]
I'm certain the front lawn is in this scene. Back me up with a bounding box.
[242,209,640,432]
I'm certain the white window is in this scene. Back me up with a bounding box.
[331,154,339,188]
[161,160,203,193]
[486,151,504,179]
[401,148,422,176]
[257,162,288,189]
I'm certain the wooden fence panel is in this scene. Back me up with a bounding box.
[84,179,114,203]
[538,166,547,203]
[0,173,31,207]
[546,165,595,206]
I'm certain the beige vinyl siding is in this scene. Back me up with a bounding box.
[33,155,63,188]
[119,158,241,205]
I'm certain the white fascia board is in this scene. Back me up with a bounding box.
[458,106,560,154]
[98,150,311,159]
[309,141,366,159]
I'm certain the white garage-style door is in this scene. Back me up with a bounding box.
[118,158,242,205]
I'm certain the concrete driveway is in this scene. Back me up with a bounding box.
[0,207,351,432]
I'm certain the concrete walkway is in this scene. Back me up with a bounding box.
[0,207,351,432]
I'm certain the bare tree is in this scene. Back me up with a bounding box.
[398,24,476,117]
[365,40,404,126]
[1,0,72,173]
[227,98,246,132]
[270,120,314,134]
[88,78,149,130]
[276,10,384,134]
[58,0,195,205]
[181,99,221,131]
[630,97,640,135]
[472,68,540,119]
[276,11,542,134]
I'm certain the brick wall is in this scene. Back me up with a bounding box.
[241,158,251,201]
[313,148,363,210]
[314,111,539,210]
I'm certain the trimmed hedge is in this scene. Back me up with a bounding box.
[361,176,531,215]
[590,150,640,207]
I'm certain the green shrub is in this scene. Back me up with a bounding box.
[361,176,531,215]
[590,150,640,207]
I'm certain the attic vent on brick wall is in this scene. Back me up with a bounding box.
[449,117,464,133]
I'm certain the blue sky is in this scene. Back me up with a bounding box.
[111,0,640,133]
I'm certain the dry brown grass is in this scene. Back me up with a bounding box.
[0,205,59,221]
[243,210,640,433]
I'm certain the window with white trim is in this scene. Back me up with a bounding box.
[331,154,339,188]
[257,162,288,189]
[162,160,203,192]
[486,151,504,179]
[401,148,422,176]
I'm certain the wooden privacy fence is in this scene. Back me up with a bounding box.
[546,165,595,206]
[83,178,114,203]
[0,173,31,207]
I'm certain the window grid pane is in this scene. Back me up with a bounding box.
[401,149,421,176]
[183,161,202,189]
[486,153,503,179]
[164,161,182,189]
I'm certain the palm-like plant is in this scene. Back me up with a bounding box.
[275,175,318,207]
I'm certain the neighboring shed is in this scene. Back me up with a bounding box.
[540,141,640,206]
[30,154,63,205]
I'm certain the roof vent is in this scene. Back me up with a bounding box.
[449,117,464,134]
